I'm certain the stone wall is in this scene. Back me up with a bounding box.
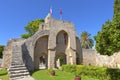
[82,49,97,66]
[82,49,120,68]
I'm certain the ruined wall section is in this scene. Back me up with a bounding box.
[1,39,25,69]
[82,49,97,66]
[82,49,120,68]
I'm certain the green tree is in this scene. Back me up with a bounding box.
[94,21,113,55]
[21,19,44,39]
[114,0,120,14]
[0,45,4,58]
[80,31,94,49]
[95,0,120,56]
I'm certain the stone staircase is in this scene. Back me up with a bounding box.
[9,64,30,80]
[9,42,30,80]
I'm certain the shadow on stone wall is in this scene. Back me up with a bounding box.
[22,43,34,71]
[76,37,83,64]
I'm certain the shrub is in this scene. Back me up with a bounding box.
[62,65,120,80]
[76,65,107,79]
[62,65,76,73]
[106,68,120,80]
[0,70,8,76]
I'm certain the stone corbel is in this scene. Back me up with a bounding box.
[48,47,56,51]
[70,47,76,52]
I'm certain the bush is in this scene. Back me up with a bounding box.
[106,68,120,80]
[0,70,8,76]
[76,65,107,79]
[62,65,76,73]
[62,65,120,80]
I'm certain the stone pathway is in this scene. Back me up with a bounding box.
[17,76,34,80]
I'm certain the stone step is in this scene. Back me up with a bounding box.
[9,70,29,74]
[12,58,21,59]
[10,71,29,76]
[12,57,21,58]
[10,77,23,80]
[10,72,29,78]
[10,64,25,68]
[12,52,22,54]
[12,62,22,64]
[11,63,23,65]
[11,62,22,64]
[12,57,22,59]
[10,75,30,80]
[9,67,27,71]
[9,68,28,72]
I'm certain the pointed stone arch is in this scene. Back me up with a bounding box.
[34,35,49,70]
[55,30,69,67]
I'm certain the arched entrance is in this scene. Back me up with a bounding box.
[39,53,47,69]
[34,35,48,70]
[55,30,68,67]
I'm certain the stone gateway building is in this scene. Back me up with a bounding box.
[1,13,82,72]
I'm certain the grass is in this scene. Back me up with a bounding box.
[0,68,101,80]
[31,70,100,80]
[0,70,9,80]
[31,70,74,80]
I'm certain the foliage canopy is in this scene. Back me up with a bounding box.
[95,0,120,56]
[21,19,44,39]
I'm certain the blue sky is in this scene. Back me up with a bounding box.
[0,0,114,45]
